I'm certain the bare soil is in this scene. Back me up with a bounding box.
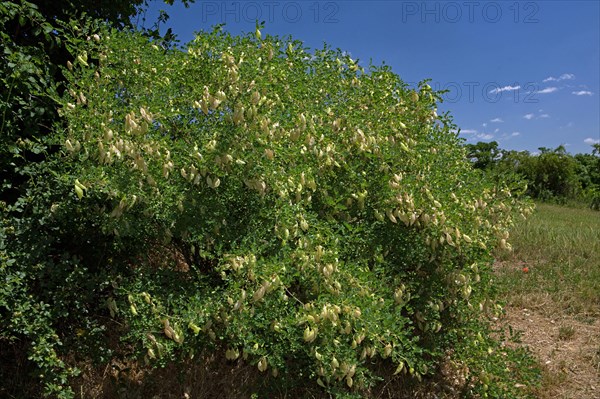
[500,305,599,399]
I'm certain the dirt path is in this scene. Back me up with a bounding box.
[501,305,600,399]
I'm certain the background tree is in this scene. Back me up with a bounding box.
[467,141,598,207]
[464,140,501,169]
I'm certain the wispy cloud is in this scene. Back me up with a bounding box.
[460,129,494,141]
[490,117,503,123]
[523,113,535,120]
[543,73,575,82]
[501,131,521,140]
[538,87,558,94]
[482,123,488,127]
[489,85,520,94]
[572,90,593,96]
[539,114,550,118]
[584,138,600,145]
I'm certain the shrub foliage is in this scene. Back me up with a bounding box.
[2,20,536,398]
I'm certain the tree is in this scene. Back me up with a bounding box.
[465,140,501,169]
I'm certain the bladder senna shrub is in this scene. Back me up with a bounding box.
[57,25,532,396]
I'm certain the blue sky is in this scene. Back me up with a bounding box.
[140,0,600,154]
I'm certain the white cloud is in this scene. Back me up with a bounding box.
[482,123,488,127]
[494,128,500,133]
[539,114,550,118]
[584,138,600,145]
[538,87,558,94]
[572,90,593,96]
[523,114,535,120]
[460,129,478,134]
[490,117,503,123]
[543,73,575,82]
[489,85,520,94]
[511,132,520,137]
[477,133,494,140]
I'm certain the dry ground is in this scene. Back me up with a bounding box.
[494,287,600,399]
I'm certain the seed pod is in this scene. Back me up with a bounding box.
[331,357,339,369]
[315,350,323,361]
[386,209,397,224]
[346,376,353,388]
[77,51,89,67]
[390,361,403,376]
[383,343,392,358]
[251,91,261,105]
[188,322,201,335]
[65,139,75,152]
[257,356,268,372]
[347,364,356,378]
[173,332,183,344]
[74,179,86,199]
[198,99,209,115]
[393,287,405,303]
[253,285,266,302]
[164,325,175,340]
[300,219,309,231]
[303,326,317,343]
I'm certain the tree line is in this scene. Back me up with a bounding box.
[465,141,600,209]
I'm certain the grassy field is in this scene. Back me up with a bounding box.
[494,203,600,399]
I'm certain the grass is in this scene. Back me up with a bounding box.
[494,203,600,399]
[495,203,600,318]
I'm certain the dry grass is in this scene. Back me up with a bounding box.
[495,203,600,399]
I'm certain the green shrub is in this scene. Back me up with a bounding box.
[589,188,600,211]
[2,23,536,398]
